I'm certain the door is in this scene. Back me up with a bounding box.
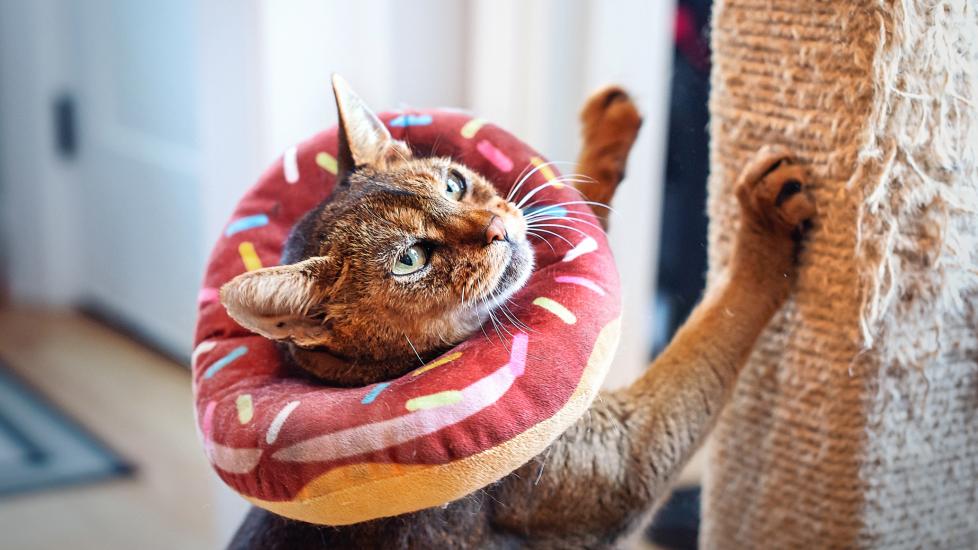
[68,0,204,357]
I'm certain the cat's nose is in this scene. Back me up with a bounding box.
[485,216,508,244]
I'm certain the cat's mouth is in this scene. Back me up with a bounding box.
[484,239,534,309]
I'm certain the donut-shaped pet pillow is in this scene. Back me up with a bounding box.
[193,109,621,525]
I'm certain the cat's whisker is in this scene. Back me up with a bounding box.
[478,318,493,343]
[526,231,558,253]
[519,199,546,212]
[515,177,590,209]
[534,445,554,485]
[514,173,589,208]
[403,333,425,368]
[484,285,530,334]
[483,295,516,340]
[526,228,575,247]
[507,160,580,202]
[499,303,534,333]
[496,317,516,339]
[483,300,506,346]
[524,214,598,227]
[526,215,605,233]
[523,199,616,215]
[526,223,592,240]
[506,160,572,203]
[506,162,542,203]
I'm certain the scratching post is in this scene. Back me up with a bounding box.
[703,1,978,548]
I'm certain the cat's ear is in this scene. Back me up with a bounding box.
[220,256,335,347]
[332,74,410,179]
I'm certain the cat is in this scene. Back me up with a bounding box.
[221,75,816,549]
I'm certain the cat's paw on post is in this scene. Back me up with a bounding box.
[731,145,816,293]
[735,146,815,236]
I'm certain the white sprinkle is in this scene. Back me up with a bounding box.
[563,237,598,262]
[191,340,217,369]
[266,401,301,444]
[283,146,299,183]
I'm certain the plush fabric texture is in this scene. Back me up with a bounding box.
[192,110,622,525]
[703,1,978,548]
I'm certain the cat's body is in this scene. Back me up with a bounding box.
[222,77,815,549]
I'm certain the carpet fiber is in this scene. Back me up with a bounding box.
[0,360,129,496]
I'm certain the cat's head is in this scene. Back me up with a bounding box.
[220,75,534,374]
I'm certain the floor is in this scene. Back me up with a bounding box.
[0,307,218,550]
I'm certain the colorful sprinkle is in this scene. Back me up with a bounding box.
[476,140,513,172]
[225,214,269,237]
[236,394,254,424]
[203,345,248,379]
[191,340,217,369]
[266,401,300,444]
[411,351,463,376]
[389,114,433,127]
[533,297,577,324]
[238,242,263,271]
[507,333,529,376]
[460,118,486,139]
[209,443,262,474]
[201,401,217,442]
[283,146,299,183]
[530,156,562,188]
[563,236,598,262]
[197,287,219,306]
[405,391,464,411]
[315,152,338,175]
[555,275,606,295]
[361,382,391,404]
[523,205,568,219]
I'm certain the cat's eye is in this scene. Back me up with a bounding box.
[444,170,467,201]
[392,244,429,276]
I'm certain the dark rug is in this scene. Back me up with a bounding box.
[0,360,130,497]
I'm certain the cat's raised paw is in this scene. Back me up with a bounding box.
[735,146,816,238]
[580,86,642,148]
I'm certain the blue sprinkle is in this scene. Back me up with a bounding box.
[361,382,391,404]
[203,346,248,379]
[522,205,568,219]
[389,114,433,127]
[225,214,269,237]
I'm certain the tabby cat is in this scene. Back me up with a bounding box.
[221,76,815,548]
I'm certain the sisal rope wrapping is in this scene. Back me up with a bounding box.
[702,1,978,548]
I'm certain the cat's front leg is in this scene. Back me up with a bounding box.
[490,147,815,547]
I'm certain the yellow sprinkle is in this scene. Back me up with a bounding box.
[460,118,486,139]
[315,152,338,175]
[533,297,577,324]
[411,352,463,376]
[238,242,263,271]
[405,391,464,411]
[530,156,562,188]
[236,394,254,424]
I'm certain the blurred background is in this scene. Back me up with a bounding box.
[0,0,712,548]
